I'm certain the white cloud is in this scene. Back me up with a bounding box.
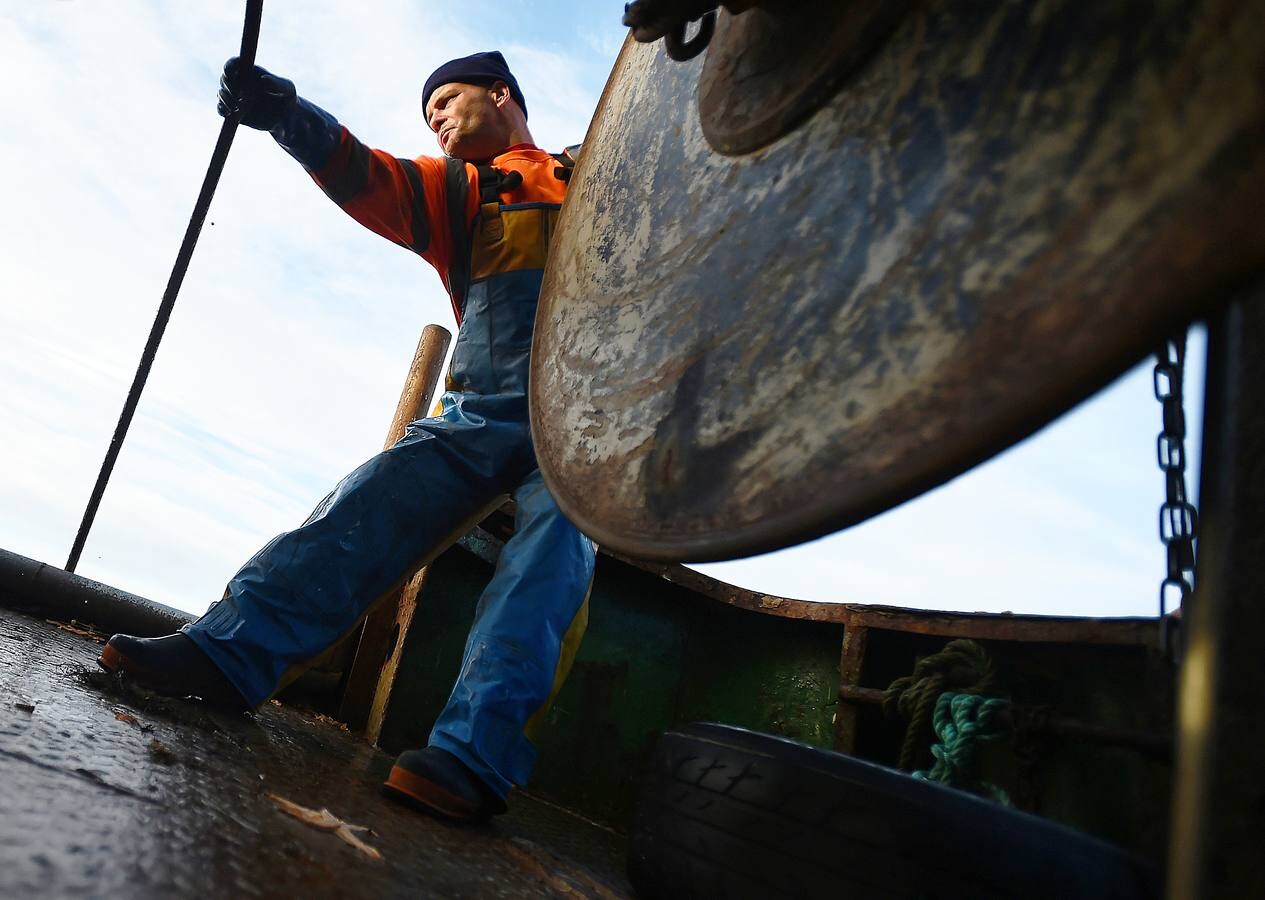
[696,334,1207,618]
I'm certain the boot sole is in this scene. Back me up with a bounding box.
[98,642,136,676]
[98,642,167,688]
[383,764,484,822]
[97,641,248,712]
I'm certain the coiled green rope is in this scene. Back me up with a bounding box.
[884,638,995,771]
[913,692,1012,805]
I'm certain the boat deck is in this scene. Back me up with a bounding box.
[0,607,631,898]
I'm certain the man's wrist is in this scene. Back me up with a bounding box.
[271,96,342,171]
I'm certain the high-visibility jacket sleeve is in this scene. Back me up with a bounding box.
[271,96,342,172]
[311,128,478,292]
[270,97,476,297]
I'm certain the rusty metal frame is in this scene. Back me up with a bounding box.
[835,625,869,753]
[837,683,1170,759]
[614,553,1160,645]
[614,543,1169,765]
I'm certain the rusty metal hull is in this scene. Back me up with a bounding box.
[531,0,1265,561]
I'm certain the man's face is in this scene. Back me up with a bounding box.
[426,81,509,161]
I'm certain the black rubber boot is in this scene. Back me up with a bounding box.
[383,746,507,823]
[99,632,250,711]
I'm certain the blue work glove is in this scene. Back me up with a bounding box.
[218,57,297,131]
[218,57,342,171]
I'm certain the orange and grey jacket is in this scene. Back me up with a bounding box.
[271,96,571,332]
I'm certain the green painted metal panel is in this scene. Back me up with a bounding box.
[377,549,487,758]
[378,546,846,829]
[527,557,692,827]
[376,540,1170,858]
[673,600,842,749]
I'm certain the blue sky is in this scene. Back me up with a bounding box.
[0,2,1201,618]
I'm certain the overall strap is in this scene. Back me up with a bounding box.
[444,149,578,318]
[444,156,472,317]
[551,143,582,182]
[476,163,521,204]
[473,163,522,243]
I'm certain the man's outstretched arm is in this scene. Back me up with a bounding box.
[218,57,457,267]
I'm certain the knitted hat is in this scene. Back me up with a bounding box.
[422,50,527,121]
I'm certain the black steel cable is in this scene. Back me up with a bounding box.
[66,0,264,573]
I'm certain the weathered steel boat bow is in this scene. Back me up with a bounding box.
[530,0,1265,562]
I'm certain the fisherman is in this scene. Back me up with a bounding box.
[98,51,597,824]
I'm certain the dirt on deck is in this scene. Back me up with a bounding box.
[0,607,630,898]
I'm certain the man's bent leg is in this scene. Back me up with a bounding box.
[425,469,596,799]
[182,419,512,707]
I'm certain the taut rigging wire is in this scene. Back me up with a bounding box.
[65,0,265,572]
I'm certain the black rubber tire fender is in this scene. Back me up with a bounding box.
[628,722,1159,900]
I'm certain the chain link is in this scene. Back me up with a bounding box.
[623,1,716,41]
[1153,334,1198,623]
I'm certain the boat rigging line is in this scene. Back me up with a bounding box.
[65,0,265,573]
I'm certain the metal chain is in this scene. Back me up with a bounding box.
[1153,333,1198,625]
[623,0,715,40]
[622,0,720,60]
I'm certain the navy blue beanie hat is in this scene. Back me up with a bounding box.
[423,50,527,121]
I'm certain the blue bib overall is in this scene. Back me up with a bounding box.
[183,150,596,799]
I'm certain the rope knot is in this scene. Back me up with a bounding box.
[883,639,995,772]
[914,692,1012,804]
